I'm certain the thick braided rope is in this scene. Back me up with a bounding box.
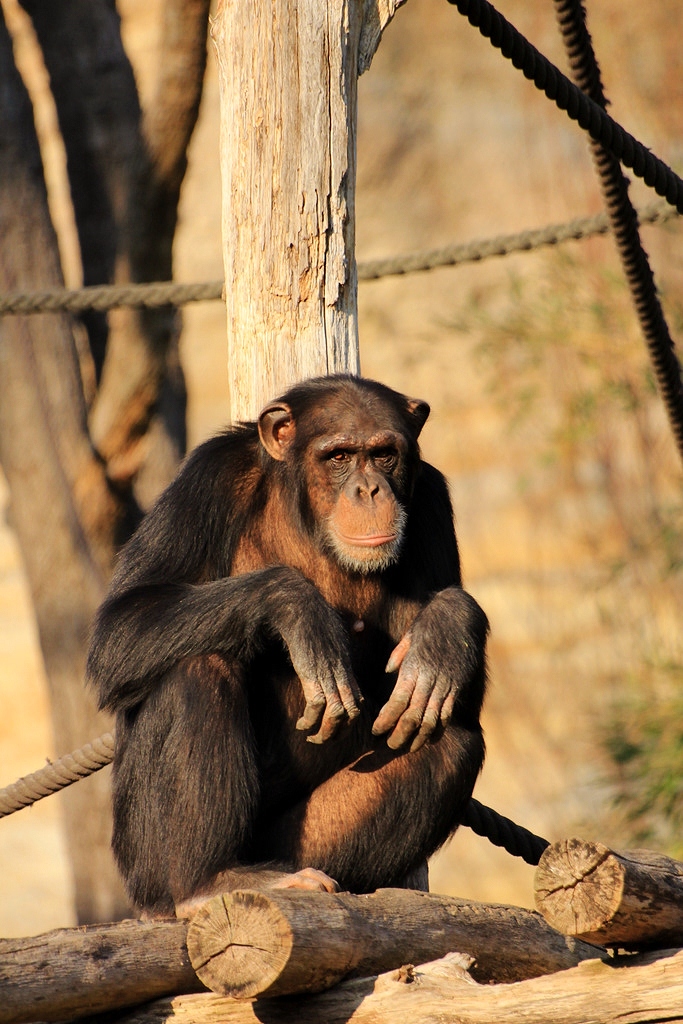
[0,280,224,315]
[0,201,677,314]
[462,797,550,865]
[0,733,115,818]
[553,0,683,463]
[358,199,676,280]
[447,0,683,213]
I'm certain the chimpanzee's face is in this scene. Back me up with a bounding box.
[258,381,429,575]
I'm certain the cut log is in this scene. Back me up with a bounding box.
[0,887,604,1023]
[535,837,683,947]
[0,918,203,1024]
[186,886,602,998]
[107,947,683,1024]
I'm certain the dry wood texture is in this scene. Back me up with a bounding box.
[186,886,602,998]
[105,948,683,1024]
[0,918,203,1024]
[211,0,404,421]
[535,837,683,947]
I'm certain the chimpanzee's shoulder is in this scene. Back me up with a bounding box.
[414,460,454,512]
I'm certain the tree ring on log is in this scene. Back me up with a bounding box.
[186,890,296,998]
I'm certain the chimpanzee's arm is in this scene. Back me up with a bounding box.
[377,461,488,749]
[90,566,361,736]
[87,432,359,735]
[374,586,488,749]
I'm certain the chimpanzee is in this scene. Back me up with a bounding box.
[87,374,488,916]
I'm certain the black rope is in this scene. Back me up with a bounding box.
[446,0,683,214]
[441,0,683,860]
[552,0,683,464]
[462,798,550,866]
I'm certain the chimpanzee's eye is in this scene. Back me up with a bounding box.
[329,449,350,463]
[373,449,397,470]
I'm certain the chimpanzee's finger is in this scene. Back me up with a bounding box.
[387,664,457,749]
[385,632,412,674]
[384,670,433,748]
[371,672,416,735]
[296,679,327,731]
[408,693,444,751]
[317,658,360,722]
[440,687,457,725]
[305,697,347,744]
[334,663,363,719]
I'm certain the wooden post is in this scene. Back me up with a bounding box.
[535,838,683,948]
[211,0,406,421]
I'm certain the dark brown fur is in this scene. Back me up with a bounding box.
[87,375,488,913]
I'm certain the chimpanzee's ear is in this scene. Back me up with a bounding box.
[405,398,430,439]
[258,402,296,460]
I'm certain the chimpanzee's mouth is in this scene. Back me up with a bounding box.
[335,532,398,548]
[326,509,406,574]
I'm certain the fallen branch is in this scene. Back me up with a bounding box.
[0,889,601,1021]
[111,947,683,1024]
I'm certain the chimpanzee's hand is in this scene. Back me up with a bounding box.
[272,571,362,744]
[372,587,488,752]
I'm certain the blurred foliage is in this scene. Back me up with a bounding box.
[455,246,683,566]
[451,243,683,849]
[604,659,683,857]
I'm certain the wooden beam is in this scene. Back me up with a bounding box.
[186,887,603,998]
[535,837,683,947]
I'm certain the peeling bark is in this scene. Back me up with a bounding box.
[213,0,407,421]
[214,0,355,419]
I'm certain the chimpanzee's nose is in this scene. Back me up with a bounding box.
[356,477,380,501]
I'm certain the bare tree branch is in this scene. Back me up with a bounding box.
[19,0,209,501]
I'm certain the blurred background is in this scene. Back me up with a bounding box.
[1,0,682,936]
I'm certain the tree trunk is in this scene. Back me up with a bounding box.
[535,838,683,948]
[212,0,405,421]
[0,8,130,923]
[19,0,209,505]
[17,0,141,382]
[2,0,210,922]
